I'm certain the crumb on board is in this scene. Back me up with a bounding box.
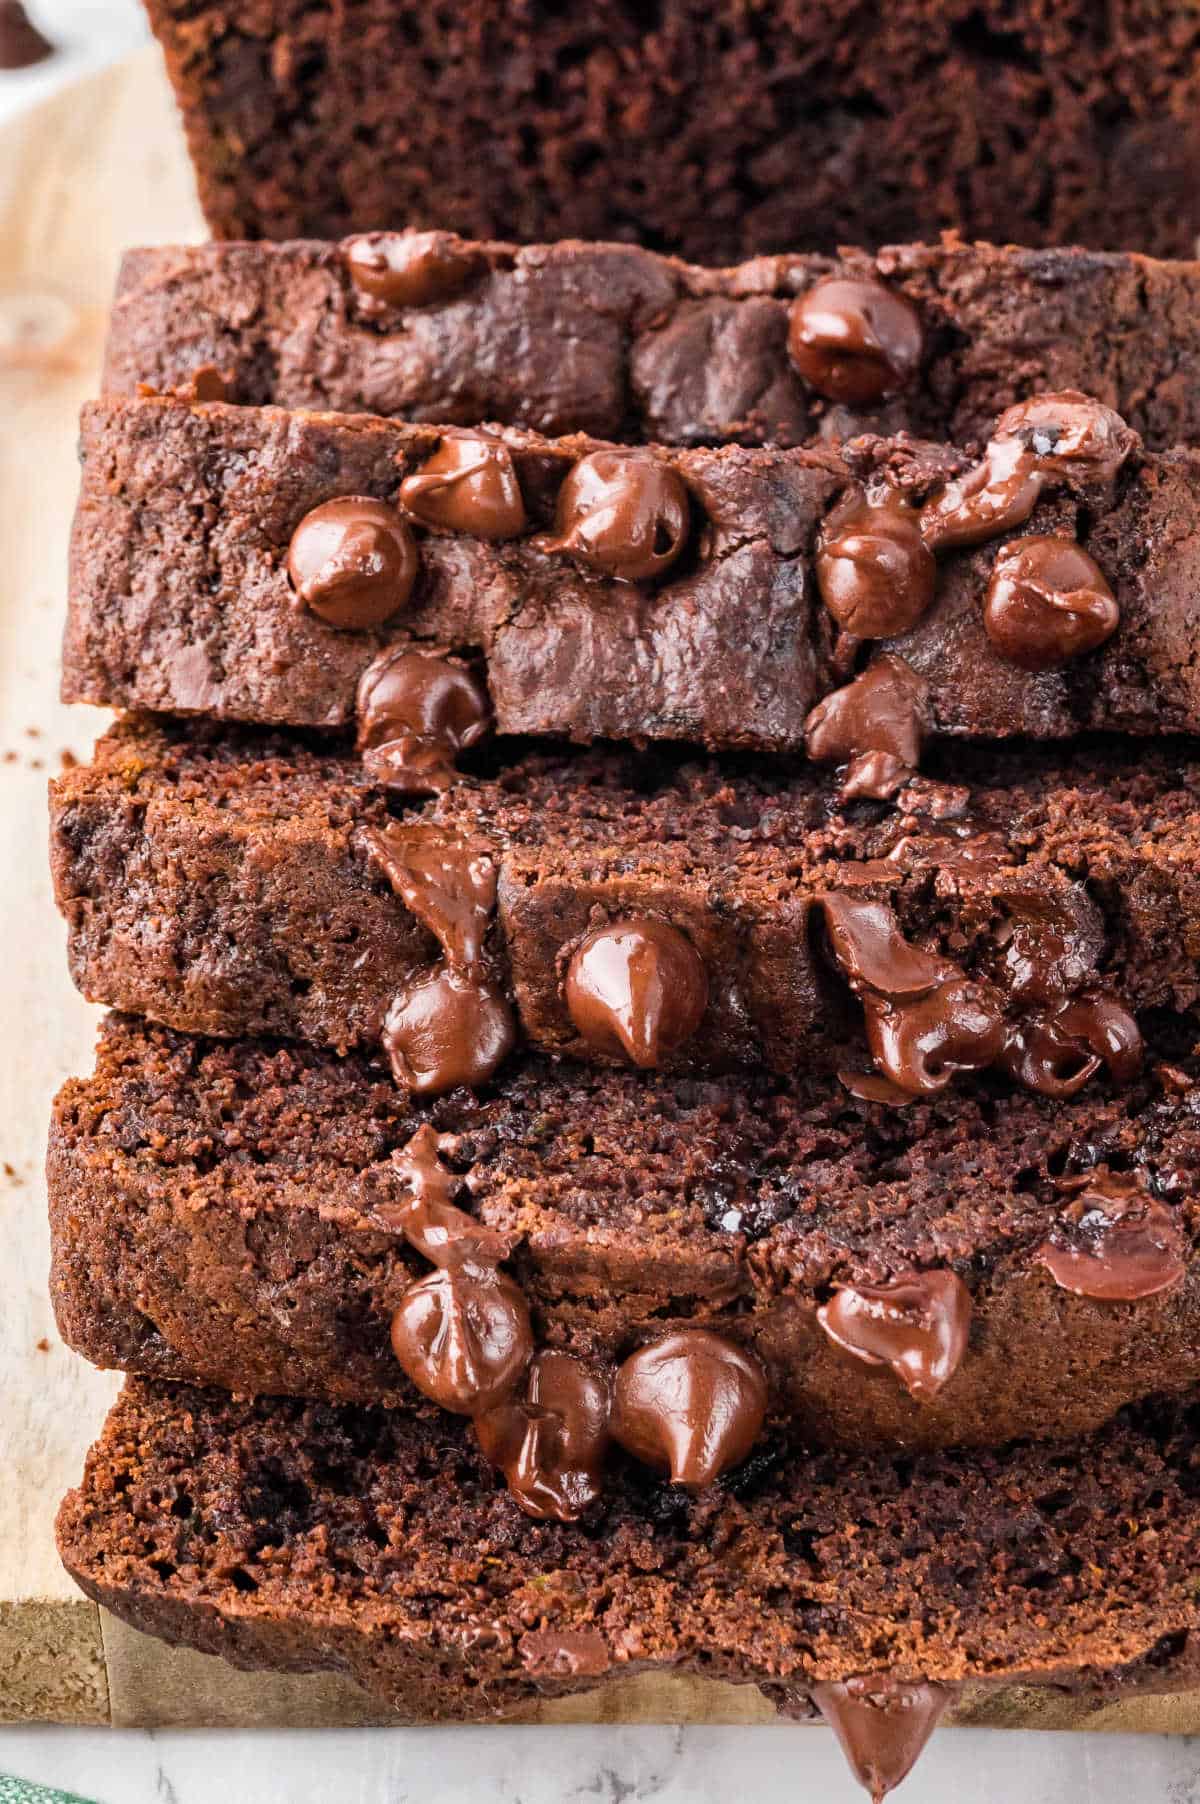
[36,1337,51,1353]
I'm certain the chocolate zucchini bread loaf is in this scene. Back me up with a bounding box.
[106,235,1200,451]
[50,1013,1200,1454]
[64,393,1200,747]
[49,718,1200,1094]
[59,1378,1200,1750]
[141,2,1200,262]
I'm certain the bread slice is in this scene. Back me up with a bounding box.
[63,396,1200,746]
[139,0,1200,262]
[106,235,1200,451]
[49,719,1200,1084]
[58,1376,1200,1775]
[49,1013,1200,1453]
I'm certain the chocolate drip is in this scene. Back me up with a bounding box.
[812,1677,959,1803]
[610,1330,767,1489]
[816,491,935,639]
[787,278,923,405]
[1036,1175,1185,1301]
[820,895,1004,1096]
[920,392,1135,551]
[363,823,516,1095]
[287,497,418,628]
[377,1123,514,1266]
[543,449,690,582]
[1001,993,1143,1097]
[345,231,483,309]
[475,1351,612,1521]
[364,823,497,972]
[817,1271,972,1401]
[398,431,527,538]
[390,1264,533,1414]
[804,655,927,802]
[564,917,708,1069]
[984,536,1118,671]
[357,647,491,794]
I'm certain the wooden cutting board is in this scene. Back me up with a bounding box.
[1,43,1198,1733]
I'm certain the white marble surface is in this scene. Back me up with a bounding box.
[3,5,1200,1799]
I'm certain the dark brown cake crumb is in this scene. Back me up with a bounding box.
[141,2,1200,262]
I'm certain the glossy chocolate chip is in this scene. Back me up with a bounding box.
[816,491,935,638]
[474,1351,612,1521]
[345,230,482,308]
[381,966,516,1095]
[864,978,1008,1096]
[817,1270,972,1400]
[804,655,927,783]
[1035,1178,1185,1302]
[356,647,491,794]
[390,1265,532,1414]
[398,431,527,539]
[287,497,418,628]
[787,277,923,405]
[984,536,1119,671]
[919,437,1044,552]
[544,449,690,581]
[564,917,708,1068]
[811,1678,959,1803]
[611,1330,767,1489]
[1002,993,1143,1097]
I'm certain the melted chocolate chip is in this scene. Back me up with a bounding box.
[344,231,482,309]
[363,822,497,972]
[1002,993,1144,1097]
[984,535,1119,671]
[398,432,527,539]
[995,884,1104,1007]
[821,895,1007,1095]
[811,1677,959,1804]
[0,1,52,67]
[287,497,418,628]
[820,895,953,999]
[992,392,1136,484]
[544,449,690,581]
[390,1264,532,1414]
[817,1271,972,1401]
[816,491,935,639]
[920,392,1135,552]
[474,1351,612,1521]
[787,278,923,405]
[610,1330,767,1489]
[356,647,491,794]
[1035,1176,1186,1302]
[805,656,927,796]
[377,1123,514,1267]
[381,966,516,1096]
[564,917,708,1068]
[919,436,1043,552]
[864,978,1008,1096]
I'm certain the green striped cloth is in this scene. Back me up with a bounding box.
[0,1781,99,1804]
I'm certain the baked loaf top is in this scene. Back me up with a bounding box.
[49,719,1200,1094]
[107,234,1200,451]
[64,395,1200,747]
[59,1375,1200,1754]
[140,1,1200,262]
[50,1014,1200,1454]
